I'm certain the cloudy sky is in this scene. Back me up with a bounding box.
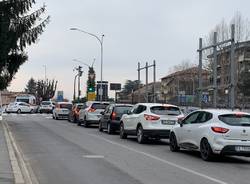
[8,0,250,99]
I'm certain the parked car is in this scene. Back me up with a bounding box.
[68,103,85,123]
[99,104,133,134]
[52,102,73,120]
[5,102,33,113]
[39,101,55,113]
[169,109,250,161]
[78,101,110,127]
[120,103,184,143]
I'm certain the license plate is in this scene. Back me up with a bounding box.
[161,120,176,125]
[235,146,250,152]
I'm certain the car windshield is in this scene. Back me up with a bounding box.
[150,106,181,116]
[218,114,250,126]
[59,104,72,110]
[92,103,109,110]
[114,106,133,114]
[41,102,51,105]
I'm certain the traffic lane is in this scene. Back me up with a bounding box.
[5,116,143,184]
[6,115,250,184]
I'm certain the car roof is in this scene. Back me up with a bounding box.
[135,103,179,108]
[193,109,250,116]
[112,104,133,107]
[57,102,72,104]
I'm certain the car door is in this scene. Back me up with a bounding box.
[178,111,200,147]
[189,111,213,148]
[103,105,113,128]
[123,105,138,130]
[130,105,146,130]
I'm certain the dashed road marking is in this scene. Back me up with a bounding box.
[88,134,228,184]
[83,155,105,159]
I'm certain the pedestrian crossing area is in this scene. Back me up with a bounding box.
[1,113,53,119]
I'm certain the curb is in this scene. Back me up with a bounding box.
[2,120,37,184]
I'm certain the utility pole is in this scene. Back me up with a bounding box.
[230,24,236,109]
[197,24,235,109]
[138,62,141,103]
[153,60,156,103]
[213,32,218,108]
[137,61,157,103]
[146,62,149,103]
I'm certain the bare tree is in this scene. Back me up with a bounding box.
[168,59,196,73]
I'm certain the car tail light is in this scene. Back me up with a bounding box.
[211,127,229,134]
[144,114,160,121]
[88,108,95,112]
[111,112,116,120]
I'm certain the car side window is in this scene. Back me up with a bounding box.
[197,112,213,123]
[131,105,138,114]
[108,106,113,114]
[183,112,200,124]
[135,105,146,114]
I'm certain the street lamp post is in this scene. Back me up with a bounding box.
[43,65,47,81]
[70,28,104,102]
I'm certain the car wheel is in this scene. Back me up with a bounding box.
[73,116,77,123]
[17,109,21,114]
[52,115,55,119]
[169,133,180,152]
[55,115,59,120]
[120,123,127,139]
[200,138,214,161]
[137,125,146,144]
[83,118,89,128]
[98,121,103,132]
[77,120,82,126]
[107,123,113,134]
[30,109,33,114]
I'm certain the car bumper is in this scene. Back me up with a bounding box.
[212,138,250,155]
[109,120,120,130]
[143,129,171,138]
[40,109,53,113]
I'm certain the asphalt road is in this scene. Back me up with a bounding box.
[3,113,250,184]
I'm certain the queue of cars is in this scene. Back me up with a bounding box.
[7,99,249,162]
[61,101,250,161]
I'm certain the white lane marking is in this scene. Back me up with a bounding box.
[83,155,105,159]
[88,134,228,184]
[45,117,52,119]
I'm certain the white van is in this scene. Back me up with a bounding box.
[15,95,38,112]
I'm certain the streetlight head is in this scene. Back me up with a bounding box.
[70,28,77,31]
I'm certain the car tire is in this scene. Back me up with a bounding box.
[52,115,55,119]
[107,123,113,135]
[200,138,214,161]
[169,133,180,152]
[120,123,127,139]
[98,121,103,132]
[137,125,146,144]
[17,109,21,114]
[83,117,89,128]
[30,109,33,114]
[77,120,82,126]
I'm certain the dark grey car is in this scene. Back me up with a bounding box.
[99,104,133,134]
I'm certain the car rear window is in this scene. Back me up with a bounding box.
[91,103,109,110]
[218,114,250,126]
[150,106,181,116]
[114,106,132,114]
[59,104,72,110]
[41,102,51,105]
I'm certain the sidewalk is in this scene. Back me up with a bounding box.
[0,120,14,184]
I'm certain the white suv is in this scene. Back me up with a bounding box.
[120,103,184,143]
[78,101,110,127]
[170,109,250,161]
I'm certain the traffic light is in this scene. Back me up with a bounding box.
[88,86,95,93]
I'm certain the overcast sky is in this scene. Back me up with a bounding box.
[8,0,250,99]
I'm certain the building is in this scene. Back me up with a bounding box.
[0,91,28,105]
[96,81,109,101]
[208,40,250,108]
[161,67,209,106]
[117,82,163,104]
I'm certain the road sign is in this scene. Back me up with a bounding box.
[202,94,209,103]
[110,83,121,91]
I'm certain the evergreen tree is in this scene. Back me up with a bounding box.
[37,79,57,101]
[25,77,36,94]
[0,0,50,90]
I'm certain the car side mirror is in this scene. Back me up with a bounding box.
[178,118,184,127]
[100,112,104,115]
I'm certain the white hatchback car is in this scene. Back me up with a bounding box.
[120,103,184,143]
[170,109,250,161]
[78,101,110,127]
[53,102,72,120]
[5,102,33,113]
